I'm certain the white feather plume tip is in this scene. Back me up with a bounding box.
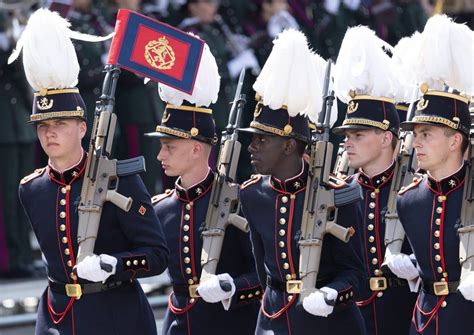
[414,15,473,95]
[252,29,317,117]
[334,26,397,103]
[8,8,113,91]
[158,38,220,107]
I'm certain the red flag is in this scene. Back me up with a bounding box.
[107,9,204,94]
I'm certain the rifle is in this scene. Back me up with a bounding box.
[382,87,419,272]
[458,110,474,285]
[333,142,354,179]
[75,64,146,279]
[296,61,361,304]
[198,69,249,295]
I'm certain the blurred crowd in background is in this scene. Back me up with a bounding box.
[0,0,472,279]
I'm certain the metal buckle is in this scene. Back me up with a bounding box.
[65,284,82,299]
[433,281,449,296]
[188,284,200,298]
[369,277,387,291]
[286,280,302,294]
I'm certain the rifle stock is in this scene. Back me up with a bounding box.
[199,70,248,285]
[76,64,145,268]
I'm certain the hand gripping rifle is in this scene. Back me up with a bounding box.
[75,65,146,277]
[296,61,361,304]
[381,88,419,277]
[333,143,354,179]
[198,69,249,295]
[458,110,474,285]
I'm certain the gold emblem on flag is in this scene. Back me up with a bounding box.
[144,36,176,70]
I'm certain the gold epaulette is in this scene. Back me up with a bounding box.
[151,189,173,205]
[328,174,348,189]
[20,167,46,185]
[398,177,422,195]
[241,174,262,190]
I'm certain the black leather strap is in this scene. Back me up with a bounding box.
[48,279,128,295]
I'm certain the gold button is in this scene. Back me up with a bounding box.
[437,267,443,273]
[435,218,441,225]
[279,229,286,236]
[64,248,70,255]
[434,243,440,250]
[62,237,68,244]
[339,296,344,301]
[183,225,190,232]
[370,192,376,198]
[434,230,440,237]
[435,255,441,261]
[279,241,285,248]
[240,295,245,300]
[369,202,375,209]
[59,211,66,219]
[185,203,192,210]
[345,293,350,299]
[184,214,190,221]
[189,298,195,304]
[443,272,448,278]
[133,260,138,265]
[437,196,446,202]
[184,257,190,264]
[183,236,189,242]
[61,187,67,194]
[285,274,292,280]
[368,213,375,220]
[377,292,383,298]
[183,247,189,253]
[126,260,131,266]
[281,252,287,259]
[60,199,66,206]
[288,295,293,302]
[188,279,194,285]
[280,207,287,214]
[255,291,261,295]
[436,207,442,214]
[372,258,378,265]
[67,260,72,267]
[441,301,447,308]
[141,260,146,265]
[370,247,376,254]
[185,268,192,274]
[248,293,253,298]
[368,224,374,231]
[279,218,286,225]
[368,236,375,243]
[59,224,66,231]
[282,196,288,203]
[283,263,289,269]
[70,272,77,280]
[374,269,382,276]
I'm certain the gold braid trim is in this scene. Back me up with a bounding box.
[30,110,84,122]
[166,104,212,114]
[34,88,79,96]
[412,116,459,130]
[342,118,390,130]
[250,121,287,137]
[155,126,192,139]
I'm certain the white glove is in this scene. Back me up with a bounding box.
[227,49,259,79]
[267,10,300,38]
[458,273,474,301]
[386,253,419,280]
[324,0,341,15]
[197,273,236,309]
[302,287,337,317]
[76,254,117,283]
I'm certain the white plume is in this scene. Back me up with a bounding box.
[252,29,317,117]
[334,26,397,103]
[391,31,422,102]
[8,8,113,91]
[414,14,473,95]
[158,39,220,107]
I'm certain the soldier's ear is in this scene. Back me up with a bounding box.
[381,131,393,149]
[78,121,87,139]
[450,132,463,152]
[284,138,297,155]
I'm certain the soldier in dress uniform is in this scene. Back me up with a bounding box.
[148,41,261,335]
[239,29,366,335]
[332,26,417,335]
[385,15,474,335]
[12,9,168,335]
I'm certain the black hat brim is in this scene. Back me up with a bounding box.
[332,124,375,136]
[237,127,271,136]
[144,131,179,139]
